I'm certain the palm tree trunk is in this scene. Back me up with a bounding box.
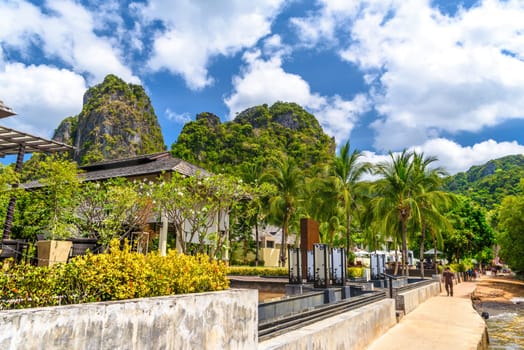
[280,225,286,267]
[394,245,399,275]
[345,211,352,260]
[420,222,426,278]
[433,234,438,275]
[279,215,289,267]
[255,219,259,267]
[402,218,409,276]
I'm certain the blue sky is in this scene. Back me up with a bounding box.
[1,0,524,174]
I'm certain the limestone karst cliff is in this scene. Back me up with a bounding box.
[53,74,166,164]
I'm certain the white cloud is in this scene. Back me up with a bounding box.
[224,48,370,143]
[137,0,285,90]
[165,108,191,124]
[0,0,139,139]
[290,0,361,47]
[415,138,524,175]
[361,138,524,177]
[0,63,86,138]
[0,0,137,84]
[292,0,524,151]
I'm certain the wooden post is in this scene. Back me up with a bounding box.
[300,218,320,282]
[2,144,25,240]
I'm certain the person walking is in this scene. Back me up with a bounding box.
[442,267,454,296]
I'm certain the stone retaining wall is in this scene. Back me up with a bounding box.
[258,299,396,350]
[0,289,258,350]
[395,281,440,314]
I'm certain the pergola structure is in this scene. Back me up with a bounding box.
[0,100,16,118]
[0,100,74,239]
[0,126,73,157]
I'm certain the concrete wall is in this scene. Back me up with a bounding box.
[0,289,258,350]
[258,299,396,350]
[395,281,440,314]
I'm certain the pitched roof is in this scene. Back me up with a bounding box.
[78,152,209,181]
[22,152,210,189]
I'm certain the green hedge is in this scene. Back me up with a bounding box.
[227,266,288,277]
[227,266,366,279]
[0,240,229,310]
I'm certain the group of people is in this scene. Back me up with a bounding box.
[465,268,479,281]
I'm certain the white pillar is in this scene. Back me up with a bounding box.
[159,211,168,256]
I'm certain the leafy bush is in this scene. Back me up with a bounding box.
[448,263,468,273]
[347,267,364,279]
[0,240,229,310]
[227,266,288,277]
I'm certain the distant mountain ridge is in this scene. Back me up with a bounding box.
[444,154,524,209]
[53,74,166,165]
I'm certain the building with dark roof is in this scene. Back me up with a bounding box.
[78,151,209,182]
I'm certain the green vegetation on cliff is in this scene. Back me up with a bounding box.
[444,154,524,209]
[53,74,165,164]
[171,102,335,176]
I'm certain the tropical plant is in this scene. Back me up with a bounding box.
[0,164,19,239]
[74,178,154,247]
[261,157,305,266]
[305,173,345,246]
[237,162,274,266]
[410,152,454,277]
[33,155,81,239]
[202,174,250,260]
[372,150,418,276]
[153,173,248,258]
[331,141,371,257]
[444,196,494,264]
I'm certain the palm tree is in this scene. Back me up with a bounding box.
[239,162,266,266]
[410,152,454,278]
[261,157,305,266]
[372,149,417,276]
[332,141,371,259]
[306,174,345,246]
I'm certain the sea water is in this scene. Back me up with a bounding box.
[486,302,524,349]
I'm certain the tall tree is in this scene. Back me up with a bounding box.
[261,157,305,266]
[372,150,418,276]
[444,196,494,263]
[497,181,524,272]
[332,141,371,259]
[410,152,454,277]
[305,174,345,246]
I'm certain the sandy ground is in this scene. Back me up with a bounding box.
[472,274,524,316]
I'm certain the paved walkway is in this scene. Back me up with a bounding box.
[366,281,488,350]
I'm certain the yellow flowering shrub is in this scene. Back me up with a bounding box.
[347,267,364,279]
[0,240,229,309]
